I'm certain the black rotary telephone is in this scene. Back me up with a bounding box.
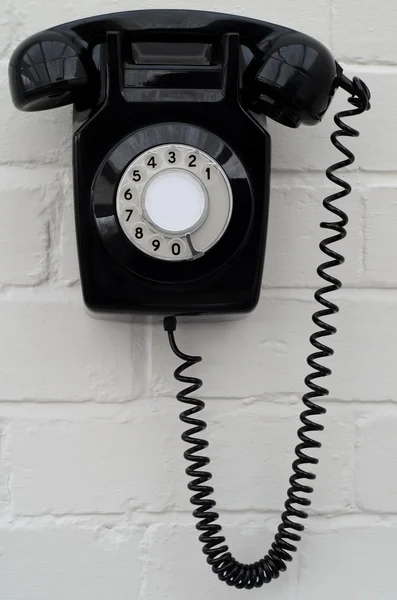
[9,10,371,590]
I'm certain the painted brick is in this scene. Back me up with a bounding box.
[0,2,12,58]
[0,297,146,401]
[0,428,10,514]
[332,0,397,63]
[58,192,80,284]
[15,0,330,46]
[0,181,48,285]
[356,414,397,512]
[298,524,397,599]
[364,187,397,286]
[0,525,143,600]
[8,415,177,514]
[330,292,397,401]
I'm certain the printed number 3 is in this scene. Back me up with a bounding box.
[168,151,176,164]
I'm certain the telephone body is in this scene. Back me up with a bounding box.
[10,10,342,318]
[9,10,371,590]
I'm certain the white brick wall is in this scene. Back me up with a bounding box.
[0,1,396,598]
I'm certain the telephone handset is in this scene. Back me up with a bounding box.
[9,10,371,589]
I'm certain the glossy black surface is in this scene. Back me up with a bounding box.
[9,9,340,126]
[92,122,254,284]
[248,31,338,127]
[8,10,343,316]
[77,32,269,314]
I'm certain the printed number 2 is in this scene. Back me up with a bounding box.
[188,155,197,167]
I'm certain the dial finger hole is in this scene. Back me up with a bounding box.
[122,204,140,225]
[145,152,161,171]
[164,147,181,166]
[185,150,200,170]
[167,238,186,259]
[148,234,165,256]
[127,166,146,184]
[120,185,136,203]
[132,222,148,243]
[201,163,217,185]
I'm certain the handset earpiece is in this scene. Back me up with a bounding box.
[9,30,98,111]
[244,31,339,128]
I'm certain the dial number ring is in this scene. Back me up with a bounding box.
[116,144,232,262]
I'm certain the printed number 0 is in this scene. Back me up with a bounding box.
[172,243,181,256]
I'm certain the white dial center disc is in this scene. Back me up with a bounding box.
[144,169,207,234]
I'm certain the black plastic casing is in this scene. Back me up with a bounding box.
[78,30,270,316]
[8,10,340,317]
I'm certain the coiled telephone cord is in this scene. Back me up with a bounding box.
[164,77,371,589]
